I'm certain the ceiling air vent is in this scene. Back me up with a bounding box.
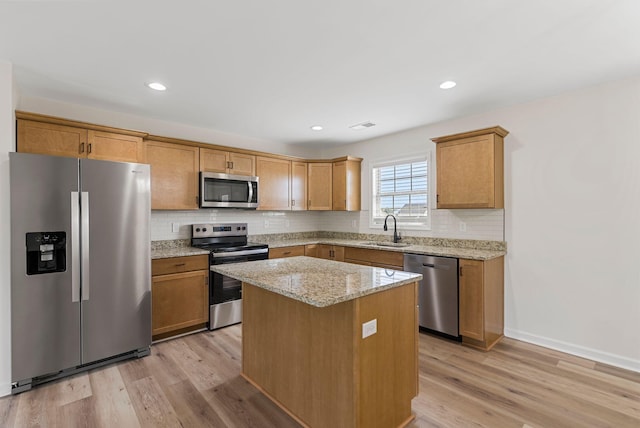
[349,121,376,130]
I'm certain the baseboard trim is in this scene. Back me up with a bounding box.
[504,328,640,373]
[0,381,11,398]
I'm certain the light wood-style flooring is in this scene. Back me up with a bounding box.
[1,325,638,427]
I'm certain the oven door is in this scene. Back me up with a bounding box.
[210,251,268,304]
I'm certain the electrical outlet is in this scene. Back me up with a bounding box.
[351,220,357,229]
[171,222,180,233]
[264,220,269,229]
[459,222,466,232]
[362,319,377,339]
[285,219,290,228]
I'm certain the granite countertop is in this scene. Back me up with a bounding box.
[264,238,505,260]
[151,246,210,259]
[151,236,506,261]
[210,256,422,307]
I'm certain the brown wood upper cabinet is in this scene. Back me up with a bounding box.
[200,147,256,176]
[17,116,144,163]
[432,126,508,209]
[291,161,308,210]
[307,162,333,210]
[332,158,361,211]
[256,156,292,210]
[145,140,199,210]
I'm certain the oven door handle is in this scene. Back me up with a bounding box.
[212,248,268,259]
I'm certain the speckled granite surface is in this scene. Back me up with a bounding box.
[210,256,422,307]
[152,232,506,260]
[151,239,209,259]
[258,238,505,260]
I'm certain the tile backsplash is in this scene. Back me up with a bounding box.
[152,208,504,242]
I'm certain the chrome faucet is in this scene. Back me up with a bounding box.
[383,214,400,243]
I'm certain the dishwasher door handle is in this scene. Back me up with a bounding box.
[423,263,452,270]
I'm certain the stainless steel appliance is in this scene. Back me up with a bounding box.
[191,223,268,329]
[403,253,460,338]
[10,152,151,393]
[200,172,259,209]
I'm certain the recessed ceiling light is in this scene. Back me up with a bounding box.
[439,80,457,89]
[310,125,323,131]
[146,82,167,91]
[349,121,376,130]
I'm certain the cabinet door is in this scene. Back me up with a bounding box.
[146,140,199,210]
[459,259,484,341]
[304,244,319,258]
[308,163,333,210]
[87,130,143,163]
[436,134,501,208]
[17,119,87,158]
[200,147,229,173]
[291,161,308,210]
[256,156,291,210]
[315,244,344,261]
[333,160,361,211]
[229,152,256,176]
[152,270,209,336]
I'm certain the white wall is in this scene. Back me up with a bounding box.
[0,61,16,396]
[322,76,640,371]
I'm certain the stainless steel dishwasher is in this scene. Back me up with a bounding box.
[403,254,460,338]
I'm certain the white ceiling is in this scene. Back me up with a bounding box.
[1,0,640,147]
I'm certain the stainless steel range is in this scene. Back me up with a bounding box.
[191,223,268,330]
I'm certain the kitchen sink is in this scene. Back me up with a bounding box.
[359,241,410,248]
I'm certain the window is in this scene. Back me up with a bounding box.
[371,157,430,229]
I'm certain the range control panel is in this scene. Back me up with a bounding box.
[192,223,247,238]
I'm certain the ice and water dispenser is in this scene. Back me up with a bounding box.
[25,232,66,275]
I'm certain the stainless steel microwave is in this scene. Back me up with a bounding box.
[200,172,259,209]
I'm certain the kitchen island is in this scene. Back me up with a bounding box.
[211,256,422,428]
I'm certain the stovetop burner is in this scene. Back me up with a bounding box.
[190,222,268,254]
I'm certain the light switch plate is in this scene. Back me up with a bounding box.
[362,319,377,339]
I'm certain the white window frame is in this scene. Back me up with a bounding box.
[369,153,432,231]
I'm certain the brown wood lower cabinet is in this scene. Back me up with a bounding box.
[269,245,306,259]
[151,255,209,340]
[459,256,504,350]
[343,247,404,270]
[305,244,344,261]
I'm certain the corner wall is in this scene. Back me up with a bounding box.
[322,76,640,371]
[0,61,16,396]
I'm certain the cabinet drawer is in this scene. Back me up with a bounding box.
[343,247,404,269]
[270,245,305,259]
[152,255,209,276]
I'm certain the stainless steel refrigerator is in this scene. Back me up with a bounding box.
[10,152,151,393]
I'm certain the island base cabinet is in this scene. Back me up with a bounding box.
[459,256,504,351]
[242,282,418,428]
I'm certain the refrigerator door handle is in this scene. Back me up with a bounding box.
[71,191,81,302]
[81,191,90,301]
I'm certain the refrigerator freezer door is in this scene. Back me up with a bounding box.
[80,159,151,363]
[10,153,82,382]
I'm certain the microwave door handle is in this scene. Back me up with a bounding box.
[248,181,253,203]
